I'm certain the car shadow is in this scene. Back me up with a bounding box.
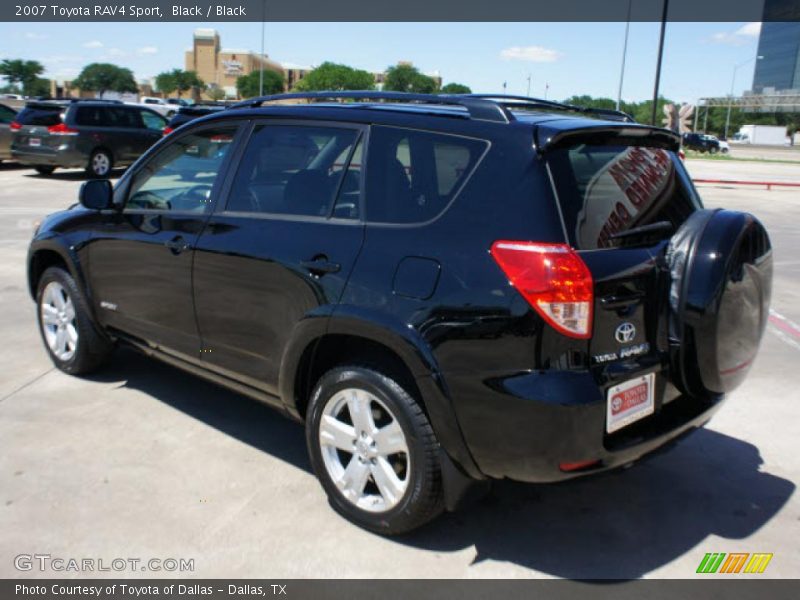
[91,348,794,579]
[0,161,29,170]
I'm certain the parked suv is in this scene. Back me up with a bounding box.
[11,99,167,177]
[0,102,17,163]
[682,132,720,153]
[27,92,772,534]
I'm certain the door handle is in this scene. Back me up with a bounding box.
[165,236,189,255]
[301,256,341,276]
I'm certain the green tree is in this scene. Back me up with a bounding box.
[28,77,50,98]
[206,83,226,102]
[440,83,472,94]
[73,63,138,98]
[383,64,438,94]
[154,70,178,96]
[0,59,45,96]
[173,70,204,98]
[236,70,284,98]
[292,62,375,92]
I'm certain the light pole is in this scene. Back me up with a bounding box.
[725,54,763,140]
[258,0,266,96]
[526,73,531,97]
[616,0,632,111]
[651,0,669,125]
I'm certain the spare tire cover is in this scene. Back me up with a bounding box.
[666,209,772,397]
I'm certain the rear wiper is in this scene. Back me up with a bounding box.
[608,221,673,240]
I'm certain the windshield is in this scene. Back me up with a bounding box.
[547,144,700,249]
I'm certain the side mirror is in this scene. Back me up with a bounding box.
[79,180,113,210]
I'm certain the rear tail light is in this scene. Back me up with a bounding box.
[47,123,79,136]
[9,121,21,131]
[559,459,601,472]
[162,126,174,136]
[490,241,593,339]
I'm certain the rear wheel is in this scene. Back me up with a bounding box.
[36,267,113,375]
[306,365,444,535]
[34,165,55,176]
[87,149,113,178]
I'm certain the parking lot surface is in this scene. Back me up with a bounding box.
[0,161,798,579]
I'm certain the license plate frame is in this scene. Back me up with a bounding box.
[29,137,41,147]
[606,373,655,434]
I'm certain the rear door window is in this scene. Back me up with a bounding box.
[365,126,488,224]
[225,124,360,217]
[15,106,63,127]
[547,145,699,249]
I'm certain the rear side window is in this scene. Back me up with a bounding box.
[75,106,104,126]
[0,105,16,123]
[15,106,62,127]
[547,145,698,249]
[365,126,487,224]
[225,125,360,217]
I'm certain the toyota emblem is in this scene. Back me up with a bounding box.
[615,322,636,344]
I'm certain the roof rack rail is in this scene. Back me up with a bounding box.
[229,91,512,123]
[463,94,636,123]
[28,97,123,104]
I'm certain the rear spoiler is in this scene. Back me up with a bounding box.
[535,123,681,154]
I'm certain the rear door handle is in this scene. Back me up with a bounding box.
[165,236,189,255]
[301,256,341,276]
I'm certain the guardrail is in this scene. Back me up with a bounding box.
[693,179,800,191]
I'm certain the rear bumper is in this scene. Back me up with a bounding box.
[446,368,724,483]
[11,145,85,168]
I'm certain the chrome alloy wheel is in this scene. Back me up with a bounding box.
[40,281,78,362]
[92,152,110,176]
[319,388,410,512]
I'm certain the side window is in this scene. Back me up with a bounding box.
[0,106,15,123]
[225,125,359,217]
[75,106,102,126]
[141,110,166,131]
[331,138,363,220]
[115,107,142,128]
[126,126,237,213]
[365,126,488,224]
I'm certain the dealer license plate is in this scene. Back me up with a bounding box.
[606,373,655,433]
[29,138,41,147]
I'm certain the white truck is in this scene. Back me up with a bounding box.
[730,125,788,146]
[125,97,178,118]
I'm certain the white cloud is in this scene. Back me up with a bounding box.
[24,32,48,40]
[709,22,761,45]
[737,22,762,37]
[136,46,158,56]
[82,40,104,49]
[105,48,127,58]
[500,46,562,63]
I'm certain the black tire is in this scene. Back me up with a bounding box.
[306,365,444,535]
[87,149,113,178]
[35,267,113,375]
[709,146,719,154]
[34,165,55,176]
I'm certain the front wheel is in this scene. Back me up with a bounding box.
[306,366,444,535]
[36,267,113,375]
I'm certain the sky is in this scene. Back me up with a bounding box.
[0,21,767,103]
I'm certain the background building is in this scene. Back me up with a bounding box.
[185,28,284,99]
[752,21,800,93]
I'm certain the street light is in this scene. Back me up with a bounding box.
[616,0,632,111]
[724,54,764,140]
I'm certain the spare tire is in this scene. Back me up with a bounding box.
[666,209,772,397]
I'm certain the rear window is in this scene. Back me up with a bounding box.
[15,106,63,127]
[365,126,488,224]
[547,144,699,249]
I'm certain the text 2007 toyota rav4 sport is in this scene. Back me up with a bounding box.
[27,92,772,534]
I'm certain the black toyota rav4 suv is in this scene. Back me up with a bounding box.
[27,92,772,534]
